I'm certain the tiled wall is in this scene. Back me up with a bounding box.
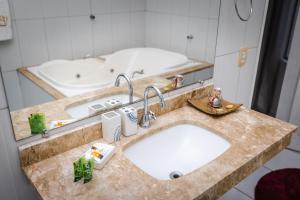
[0,74,38,199]
[214,0,267,108]
[145,0,219,63]
[0,0,146,111]
[1,0,220,111]
[0,0,146,72]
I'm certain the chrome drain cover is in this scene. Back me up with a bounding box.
[169,171,183,179]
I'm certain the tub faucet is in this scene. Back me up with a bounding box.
[114,73,133,104]
[140,85,166,128]
[131,69,144,78]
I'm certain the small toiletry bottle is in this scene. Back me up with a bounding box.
[28,113,46,135]
[118,106,138,137]
[101,111,121,143]
[172,75,184,88]
[208,87,223,108]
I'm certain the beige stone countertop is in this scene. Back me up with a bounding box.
[23,106,297,200]
[11,76,170,141]
[13,61,212,141]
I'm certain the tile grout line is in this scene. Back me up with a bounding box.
[233,187,254,199]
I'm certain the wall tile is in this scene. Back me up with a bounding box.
[42,0,68,18]
[0,109,38,199]
[214,52,240,101]
[0,74,7,109]
[205,19,218,63]
[16,19,48,66]
[146,0,157,11]
[2,71,24,111]
[209,0,220,19]
[12,0,43,19]
[112,13,131,51]
[171,0,189,16]
[213,0,268,110]
[67,0,91,16]
[111,0,131,13]
[92,14,112,56]
[244,0,266,48]
[186,17,208,60]
[69,16,93,58]
[145,0,220,63]
[131,12,145,47]
[216,0,246,56]
[0,21,22,72]
[18,71,54,107]
[288,130,300,151]
[170,15,188,54]
[131,0,146,11]
[145,12,155,46]
[0,109,18,200]
[45,18,73,60]
[236,48,257,107]
[91,0,111,14]
[145,12,171,50]
[190,0,210,18]
[7,0,16,19]
[290,78,300,125]
[156,0,170,13]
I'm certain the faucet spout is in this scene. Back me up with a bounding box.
[114,73,133,103]
[140,85,166,128]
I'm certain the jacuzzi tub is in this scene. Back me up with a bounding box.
[28,48,196,97]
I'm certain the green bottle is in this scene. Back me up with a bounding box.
[28,113,46,135]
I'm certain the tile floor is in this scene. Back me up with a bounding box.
[218,137,300,200]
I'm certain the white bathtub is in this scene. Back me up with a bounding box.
[28,48,197,97]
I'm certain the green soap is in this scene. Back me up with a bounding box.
[73,157,85,182]
[28,113,46,134]
[83,158,94,184]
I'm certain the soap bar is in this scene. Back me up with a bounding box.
[84,143,116,170]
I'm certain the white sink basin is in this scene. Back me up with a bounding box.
[124,124,230,180]
[66,94,139,119]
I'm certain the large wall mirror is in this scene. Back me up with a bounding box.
[0,0,220,141]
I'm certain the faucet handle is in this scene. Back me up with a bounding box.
[148,111,156,120]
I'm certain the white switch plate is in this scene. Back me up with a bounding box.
[238,48,248,67]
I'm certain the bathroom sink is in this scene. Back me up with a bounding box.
[66,94,140,119]
[123,124,230,180]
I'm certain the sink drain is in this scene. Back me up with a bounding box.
[169,171,183,179]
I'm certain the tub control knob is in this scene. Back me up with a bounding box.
[187,34,194,40]
[90,14,96,20]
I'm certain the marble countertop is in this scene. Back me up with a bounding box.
[12,62,212,141]
[23,106,297,200]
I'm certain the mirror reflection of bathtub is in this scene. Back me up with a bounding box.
[26,48,206,97]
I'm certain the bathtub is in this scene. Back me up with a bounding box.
[28,48,196,97]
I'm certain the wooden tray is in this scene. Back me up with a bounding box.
[188,97,242,116]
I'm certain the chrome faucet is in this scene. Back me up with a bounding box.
[140,85,166,128]
[114,73,133,103]
[131,69,144,78]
